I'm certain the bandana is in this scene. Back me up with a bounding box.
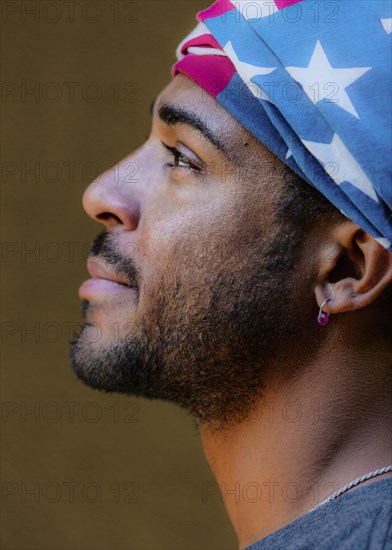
[173,0,392,251]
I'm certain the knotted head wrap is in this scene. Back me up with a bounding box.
[173,0,392,251]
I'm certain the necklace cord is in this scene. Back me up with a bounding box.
[311,465,392,511]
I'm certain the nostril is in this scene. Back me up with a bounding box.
[97,212,123,224]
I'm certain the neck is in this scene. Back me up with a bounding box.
[199,343,392,549]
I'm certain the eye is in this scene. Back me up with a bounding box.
[161,141,201,173]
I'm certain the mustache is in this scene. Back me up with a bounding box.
[89,231,141,290]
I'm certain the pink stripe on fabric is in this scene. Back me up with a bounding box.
[275,0,304,9]
[173,55,235,98]
[198,0,235,22]
[179,34,225,56]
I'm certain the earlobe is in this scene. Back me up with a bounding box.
[314,224,392,315]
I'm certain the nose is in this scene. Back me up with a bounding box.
[82,152,142,231]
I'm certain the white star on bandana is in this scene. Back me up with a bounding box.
[286,41,371,119]
[302,134,379,202]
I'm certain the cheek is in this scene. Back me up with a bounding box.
[143,200,231,278]
[138,178,272,296]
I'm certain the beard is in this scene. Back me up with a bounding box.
[70,227,307,431]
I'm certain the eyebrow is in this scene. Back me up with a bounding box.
[151,100,231,160]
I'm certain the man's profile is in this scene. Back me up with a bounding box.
[70,0,392,548]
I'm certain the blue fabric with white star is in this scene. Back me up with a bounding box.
[175,0,392,250]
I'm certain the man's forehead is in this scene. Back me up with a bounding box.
[155,75,241,133]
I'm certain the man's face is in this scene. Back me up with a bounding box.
[71,75,312,428]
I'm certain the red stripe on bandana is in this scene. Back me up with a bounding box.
[173,54,235,98]
[198,0,235,22]
[275,0,304,8]
[178,34,225,57]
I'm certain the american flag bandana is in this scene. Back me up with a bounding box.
[173,0,392,251]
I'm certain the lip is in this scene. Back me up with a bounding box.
[79,278,136,299]
[79,258,137,300]
[86,258,130,285]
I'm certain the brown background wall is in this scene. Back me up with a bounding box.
[1,1,237,548]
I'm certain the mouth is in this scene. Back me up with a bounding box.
[79,258,138,300]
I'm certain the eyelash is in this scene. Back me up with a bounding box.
[161,141,201,173]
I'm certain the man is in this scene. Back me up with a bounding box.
[71,0,392,548]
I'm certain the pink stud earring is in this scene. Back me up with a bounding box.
[317,299,331,326]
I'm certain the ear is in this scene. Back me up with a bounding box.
[314,222,392,314]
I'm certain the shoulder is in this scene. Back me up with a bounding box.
[246,478,392,550]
